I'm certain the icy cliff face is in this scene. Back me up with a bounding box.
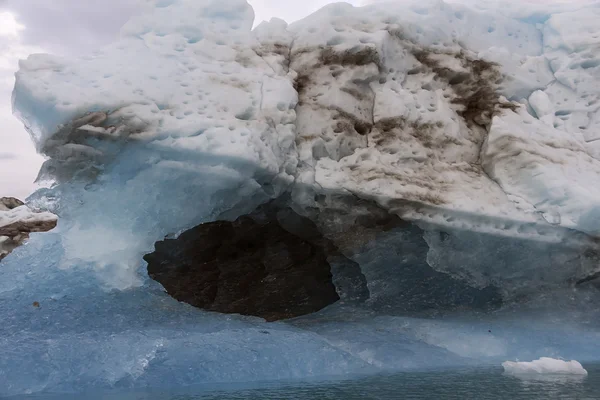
[14,0,600,291]
[286,1,600,238]
[3,0,600,396]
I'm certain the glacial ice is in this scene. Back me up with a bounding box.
[3,0,600,396]
[503,358,588,376]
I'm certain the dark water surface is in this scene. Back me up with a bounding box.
[15,364,600,400]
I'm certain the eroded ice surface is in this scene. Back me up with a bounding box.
[3,0,600,396]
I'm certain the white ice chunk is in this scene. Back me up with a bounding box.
[529,90,555,127]
[502,357,588,376]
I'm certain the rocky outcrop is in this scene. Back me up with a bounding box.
[0,197,57,261]
[144,202,345,321]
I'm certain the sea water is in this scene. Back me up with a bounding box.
[13,364,600,400]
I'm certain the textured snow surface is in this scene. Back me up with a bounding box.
[484,109,600,236]
[0,204,57,229]
[14,0,298,189]
[284,0,600,239]
[13,0,300,286]
[503,357,588,376]
[13,0,600,241]
[4,0,600,396]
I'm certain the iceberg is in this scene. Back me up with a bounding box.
[503,357,588,376]
[2,0,600,396]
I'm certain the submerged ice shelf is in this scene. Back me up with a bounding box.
[3,0,600,396]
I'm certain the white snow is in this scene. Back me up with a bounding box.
[11,0,300,284]
[282,0,600,242]
[529,90,555,127]
[484,108,600,236]
[503,357,588,376]
[8,0,600,284]
[0,204,57,229]
[541,7,600,157]
[11,0,600,239]
[13,0,298,192]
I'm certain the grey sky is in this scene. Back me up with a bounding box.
[0,0,363,199]
[0,0,364,55]
[1,0,143,55]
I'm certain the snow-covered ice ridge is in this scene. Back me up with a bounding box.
[0,202,56,230]
[14,0,600,243]
[503,357,588,376]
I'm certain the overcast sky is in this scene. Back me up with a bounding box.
[0,0,364,199]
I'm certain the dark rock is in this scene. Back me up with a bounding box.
[0,197,25,211]
[144,204,342,321]
[0,219,58,238]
